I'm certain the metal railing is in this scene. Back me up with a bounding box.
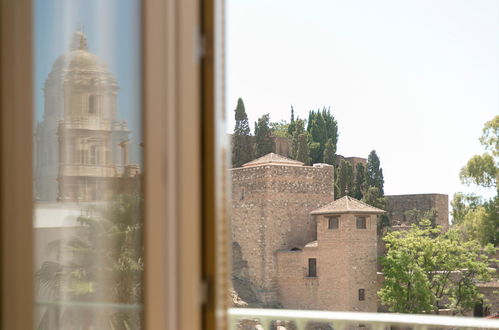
[228,308,499,329]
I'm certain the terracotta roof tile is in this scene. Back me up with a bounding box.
[242,153,304,167]
[310,195,386,215]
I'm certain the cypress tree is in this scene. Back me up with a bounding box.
[322,107,338,152]
[287,105,296,137]
[307,107,339,164]
[254,114,275,157]
[353,163,366,199]
[323,138,336,165]
[366,150,385,195]
[296,132,311,165]
[232,98,254,167]
[336,159,354,198]
[291,119,304,159]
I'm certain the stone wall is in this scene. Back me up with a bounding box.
[385,194,449,229]
[276,213,378,312]
[231,163,334,306]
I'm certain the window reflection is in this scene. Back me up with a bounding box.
[34,1,142,328]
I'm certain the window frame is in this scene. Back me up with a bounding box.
[356,216,367,229]
[307,258,317,278]
[328,216,339,229]
[1,0,222,329]
[359,288,365,301]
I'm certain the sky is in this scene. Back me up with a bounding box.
[226,0,498,200]
[34,0,142,163]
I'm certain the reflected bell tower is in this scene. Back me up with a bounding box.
[35,31,139,202]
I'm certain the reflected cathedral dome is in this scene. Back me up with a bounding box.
[47,31,118,89]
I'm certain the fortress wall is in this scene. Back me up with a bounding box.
[276,247,320,310]
[385,194,449,229]
[276,213,379,312]
[231,164,334,306]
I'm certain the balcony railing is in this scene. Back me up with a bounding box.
[228,308,499,330]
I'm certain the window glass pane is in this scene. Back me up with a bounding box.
[227,0,498,324]
[33,1,143,328]
[356,216,367,229]
[328,216,339,229]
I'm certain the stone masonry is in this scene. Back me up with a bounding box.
[276,197,384,312]
[231,153,334,306]
[385,194,449,229]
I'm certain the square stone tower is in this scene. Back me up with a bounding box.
[276,196,385,312]
[231,153,334,306]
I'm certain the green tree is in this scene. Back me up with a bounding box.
[362,187,385,209]
[454,115,499,245]
[307,107,339,164]
[352,163,366,199]
[37,194,143,329]
[309,142,321,164]
[460,115,498,190]
[322,107,339,152]
[296,132,311,165]
[450,192,482,225]
[366,150,384,195]
[404,208,438,226]
[269,120,290,138]
[254,114,275,157]
[452,194,498,246]
[379,219,496,315]
[323,138,336,165]
[287,105,296,137]
[291,119,307,160]
[362,186,389,230]
[232,98,254,167]
[335,159,353,198]
[458,203,498,246]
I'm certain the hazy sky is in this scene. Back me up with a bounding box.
[226,0,498,199]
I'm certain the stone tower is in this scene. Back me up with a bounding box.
[231,153,334,306]
[35,31,138,202]
[276,196,385,312]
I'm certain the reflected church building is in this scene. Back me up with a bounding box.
[35,31,140,202]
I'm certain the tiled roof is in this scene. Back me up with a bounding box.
[310,195,386,215]
[242,153,304,167]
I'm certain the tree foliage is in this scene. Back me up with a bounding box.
[323,139,336,165]
[335,159,353,198]
[362,186,389,230]
[353,163,366,200]
[479,115,499,158]
[232,98,254,167]
[287,105,296,137]
[453,115,499,246]
[452,193,499,246]
[306,107,339,164]
[460,153,497,189]
[269,120,290,138]
[291,119,310,164]
[254,114,275,158]
[460,115,498,191]
[404,208,438,226]
[366,150,384,195]
[450,192,482,225]
[379,219,496,315]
